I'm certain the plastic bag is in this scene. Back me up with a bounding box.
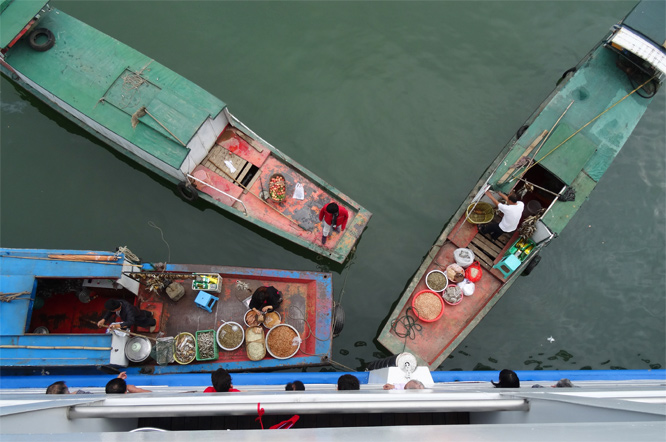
[465,261,483,283]
[453,248,475,268]
[458,279,475,296]
[293,183,304,200]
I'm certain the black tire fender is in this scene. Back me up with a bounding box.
[522,254,541,276]
[28,28,55,52]
[332,303,345,338]
[177,181,198,202]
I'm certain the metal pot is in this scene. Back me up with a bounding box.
[125,336,152,363]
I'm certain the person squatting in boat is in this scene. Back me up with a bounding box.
[479,190,525,240]
[318,202,349,245]
[96,299,156,330]
[249,286,283,315]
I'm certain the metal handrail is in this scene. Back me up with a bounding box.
[186,174,248,215]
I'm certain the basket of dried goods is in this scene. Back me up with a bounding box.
[446,263,466,284]
[244,309,263,327]
[466,202,495,224]
[268,174,287,202]
[217,321,244,351]
[425,270,448,292]
[442,285,463,306]
[245,326,266,361]
[173,332,196,364]
[411,290,444,323]
[266,324,301,359]
[195,329,219,361]
[263,311,282,329]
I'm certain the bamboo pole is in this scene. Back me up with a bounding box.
[0,345,112,350]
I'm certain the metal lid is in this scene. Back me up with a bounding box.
[125,336,152,362]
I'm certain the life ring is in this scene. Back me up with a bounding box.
[28,28,55,52]
[521,254,541,276]
[177,182,198,202]
[332,303,345,338]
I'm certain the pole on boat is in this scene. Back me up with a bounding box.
[131,106,187,147]
[507,100,574,184]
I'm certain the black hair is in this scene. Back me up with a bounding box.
[105,378,127,394]
[337,374,360,390]
[46,381,68,394]
[104,299,121,311]
[492,369,520,388]
[211,368,233,392]
[508,193,519,203]
[286,380,305,391]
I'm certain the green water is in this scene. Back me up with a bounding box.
[1,1,664,373]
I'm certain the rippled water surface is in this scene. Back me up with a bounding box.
[1,1,663,373]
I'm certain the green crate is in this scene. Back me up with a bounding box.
[195,329,219,361]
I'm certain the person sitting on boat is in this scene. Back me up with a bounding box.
[204,368,240,393]
[337,374,360,390]
[96,299,156,330]
[249,286,283,315]
[479,190,524,240]
[318,202,349,245]
[105,372,151,394]
[492,369,520,388]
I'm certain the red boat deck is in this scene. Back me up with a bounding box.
[190,126,365,257]
[28,265,333,372]
[379,214,519,368]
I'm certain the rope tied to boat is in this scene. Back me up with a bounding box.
[116,246,141,264]
[390,307,423,342]
[0,291,32,302]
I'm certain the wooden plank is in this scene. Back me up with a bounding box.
[472,234,503,256]
[468,243,495,269]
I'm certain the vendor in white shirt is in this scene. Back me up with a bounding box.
[479,190,524,240]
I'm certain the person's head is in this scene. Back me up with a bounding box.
[555,378,574,388]
[211,368,233,392]
[46,381,69,394]
[507,193,519,203]
[326,203,339,215]
[105,378,127,394]
[337,374,360,391]
[492,369,520,388]
[404,380,425,390]
[104,299,121,312]
[285,380,305,391]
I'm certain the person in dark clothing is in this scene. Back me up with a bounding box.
[285,381,305,391]
[249,286,283,314]
[96,299,156,330]
[337,374,360,390]
[492,369,520,388]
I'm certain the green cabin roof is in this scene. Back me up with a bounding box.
[2,5,226,169]
[0,0,48,48]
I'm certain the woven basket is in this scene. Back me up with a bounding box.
[466,202,495,224]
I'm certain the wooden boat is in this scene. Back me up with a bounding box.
[0,1,371,263]
[377,1,665,369]
[0,247,335,373]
